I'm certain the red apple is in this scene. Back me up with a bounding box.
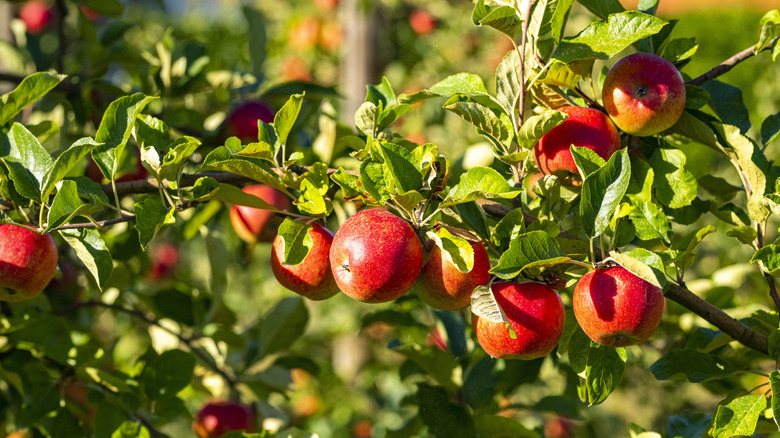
[80,6,99,21]
[146,241,179,282]
[318,20,343,52]
[602,52,686,137]
[229,185,292,243]
[271,222,339,300]
[0,224,58,302]
[224,101,276,142]
[473,282,565,360]
[415,239,490,311]
[314,0,339,11]
[544,415,576,438]
[289,17,321,50]
[573,266,665,347]
[410,9,436,36]
[194,400,255,438]
[329,209,423,303]
[19,1,53,34]
[533,106,621,186]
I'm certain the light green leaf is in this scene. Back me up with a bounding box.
[442,166,522,207]
[754,9,780,54]
[60,227,113,291]
[331,168,363,199]
[539,60,584,90]
[552,11,667,64]
[200,146,285,192]
[213,183,283,211]
[571,145,607,180]
[41,137,102,201]
[274,93,304,147]
[580,148,631,239]
[379,142,424,193]
[629,198,672,244]
[712,395,766,438]
[661,37,699,63]
[111,421,150,438]
[608,250,662,289]
[495,50,523,121]
[0,72,66,125]
[1,122,54,201]
[771,371,780,430]
[751,244,780,276]
[427,227,475,273]
[297,178,328,215]
[46,180,103,232]
[491,230,570,279]
[430,73,489,98]
[359,160,389,203]
[472,0,523,38]
[159,136,201,184]
[492,207,526,251]
[134,196,174,250]
[355,101,380,137]
[569,330,627,406]
[277,218,313,266]
[443,95,513,148]
[470,285,510,325]
[517,110,568,150]
[648,144,697,209]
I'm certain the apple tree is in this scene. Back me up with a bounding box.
[0,0,780,437]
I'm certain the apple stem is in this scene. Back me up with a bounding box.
[565,260,595,270]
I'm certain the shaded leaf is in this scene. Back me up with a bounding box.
[649,349,736,383]
[277,218,313,266]
[1,122,54,201]
[0,72,65,125]
[60,227,113,291]
[491,231,569,279]
[580,149,631,239]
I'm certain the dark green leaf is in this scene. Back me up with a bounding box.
[712,395,765,438]
[60,227,113,291]
[359,160,389,203]
[135,114,170,151]
[159,136,201,183]
[771,371,780,430]
[46,180,103,232]
[379,142,424,193]
[552,12,667,64]
[761,112,780,146]
[491,230,569,279]
[648,144,697,209]
[580,148,631,239]
[492,207,526,251]
[1,122,54,201]
[702,81,751,134]
[416,384,476,438]
[0,72,66,125]
[143,350,195,400]
[473,414,538,438]
[649,349,735,383]
[7,316,73,364]
[41,137,101,201]
[577,0,625,20]
[82,0,123,16]
[134,195,174,249]
[255,297,309,358]
[667,110,722,152]
[568,330,626,405]
[661,37,699,63]
[243,6,268,75]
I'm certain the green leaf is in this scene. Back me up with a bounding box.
[159,136,201,184]
[552,12,667,64]
[472,0,523,38]
[274,93,304,147]
[539,60,585,90]
[277,218,313,266]
[580,148,631,239]
[726,225,757,245]
[0,72,66,125]
[571,145,607,180]
[492,207,526,251]
[495,50,522,121]
[441,167,522,207]
[429,73,489,98]
[331,168,363,199]
[111,421,150,438]
[355,101,380,137]
[751,244,780,276]
[473,414,538,438]
[649,349,736,382]
[660,37,699,63]
[359,160,389,203]
[470,285,510,325]
[200,146,284,192]
[143,350,195,400]
[771,371,780,430]
[416,383,477,438]
[46,180,103,232]
[491,231,569,279]
[7,316,73,364]
[608,250,662,289]
[379,142,424,193]
[551,0,575,43]
[82,0,123,16]
[761,112,780,146]
[93,93,158,180]
[629,198,672,244]
[569,330,627,406]
[517,110,568,150]
[443,95,512,148]
[254,297,309,358]
[577,0,625,20]
[297,178,328,215]
[134,195,174,250]
[41,137,102,201]
[1,122,54,201]
[60,227,113,291]
[427,227,474,273]
[702,81,751,134]
[672,225,716,270]
[243,6,268,75]
[755,9,780,54]
[213,183,284,212]
[135,114,170,151]
[667,110,722,152]
[647,144,697,209]
[712,395,766,438]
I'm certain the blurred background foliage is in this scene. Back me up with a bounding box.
[1,0,779,437]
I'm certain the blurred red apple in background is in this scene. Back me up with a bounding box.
[229,185,292,243]
[224,100,276,142]
[194,400,255,438]
[19,1,53,34]
[410,9,436,36]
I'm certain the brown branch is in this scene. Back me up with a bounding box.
[687,37,779,86]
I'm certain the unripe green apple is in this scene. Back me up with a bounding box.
[194,400,255,438]
[602,52,686,137]
[229,185,292,243]
[474,282,565,360]
[271,222,340,301]
[533,106,621,186]
[415,239,490,311]
[573,266,665,347]
[0,224,58,301]
[330,209,423,303]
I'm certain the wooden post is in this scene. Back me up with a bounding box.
[339,0,375,125]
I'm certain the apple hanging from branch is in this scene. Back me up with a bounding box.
[0,224,58,302]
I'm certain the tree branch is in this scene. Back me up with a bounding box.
[687,37,778,86]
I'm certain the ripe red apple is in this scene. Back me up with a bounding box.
[329,209,423,303]
[473,282,565,360]
[573,266,665,347]
[19,1,54,34]
[602,52,686,137]
[271,222,340,300]
[146,241,180,282]
[224,101,275,142]
[229,185,292,243]
[0,224,58,302]
[194,400,255,438]
[415,239,490,311]
[533,105,621,186]
[409,9,436,36]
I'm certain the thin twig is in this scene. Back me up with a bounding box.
[687,37,779,86]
